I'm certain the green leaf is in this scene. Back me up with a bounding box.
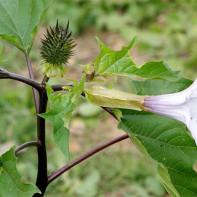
[93,36,138,76]
[40,84,75,161]
[66,76,85,104]
[132,77,192,96]
[118,77,197,196]
[40,79,85,161]
[0,147,40,197]
[135,61,179,81]
[0,0,53,53]
[93,38,179,81]
[157,165,180,197]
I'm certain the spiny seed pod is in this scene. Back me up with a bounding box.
[37,20,76,77]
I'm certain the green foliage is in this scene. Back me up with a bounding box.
[92,38,180,81]
[0,0,53,53]
[39,84,75,161]
[65,76,85,104]
[40,79,84,161]
[93,36,137,77]
[135,61,179,81]
[118,76,197,196]
[132,77,192,95]
[0,147,40,197]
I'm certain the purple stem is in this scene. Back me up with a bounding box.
[47,134,129,184]
[0,71,41,90]
[25,54,40,113]
[15,141,40,155]
[33,91,48,197]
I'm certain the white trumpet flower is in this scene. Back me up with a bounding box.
[85,80,197,144]
[143,79,197,144]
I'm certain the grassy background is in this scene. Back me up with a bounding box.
[1,0,197,196]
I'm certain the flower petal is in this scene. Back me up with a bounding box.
[143,78,197,145]
[144,104,189,124]
[145,91,187,106]
[188,97,197,119]
[185,78,197,95]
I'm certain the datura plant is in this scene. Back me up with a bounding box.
[0,1,197,197]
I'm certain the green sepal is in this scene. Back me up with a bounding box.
[83,64,92,75]
[91,78,104,82]
[37,60,67,78]
[85,86,146,111]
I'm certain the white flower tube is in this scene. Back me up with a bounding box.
[143,78,197,144]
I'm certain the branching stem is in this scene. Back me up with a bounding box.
[51,83,74,91]
[0,69,42,90]
[15,141,40,155]
[47,134,129,184]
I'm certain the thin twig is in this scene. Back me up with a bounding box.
[42,75,49,85]
[15,141,40,155]
[0,68,42,90]
[25,54,40,113]
[0,66,9,75]
[47,134,129,184]
[51,83,74,91]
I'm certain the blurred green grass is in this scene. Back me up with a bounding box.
[1,0,197,196]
